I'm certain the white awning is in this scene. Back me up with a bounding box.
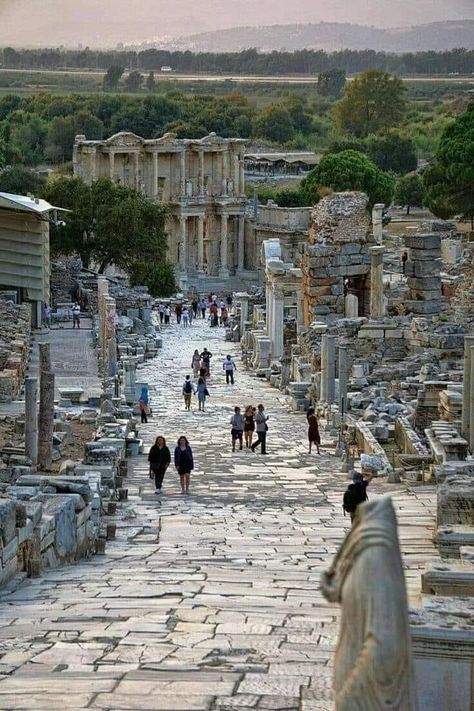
[0,192,68,214]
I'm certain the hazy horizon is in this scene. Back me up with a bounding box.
[0,0,472,48]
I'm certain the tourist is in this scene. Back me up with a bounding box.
[148,435,171,494]
[188,305,193,325]
[223,354,236,385]
[221,305,228,326]
[401,251,408,275]
[191,349,201,377]
[251,404,269,454]
[164,305,171,325]
[174,436,194,494]
[42,303,51,329]
[306,407,321,454]
[72,302,81,329]
[196,376,209,411]
[343,471,373,524]
[182,375,195,411]
[200,348,212,377]
[158,303,164,324]
[191,299,198,318]
[244,405,256,449]
[210,302,218,327]
[139,397,148,424]
[200,299,207,319]
[182,307,189,328]
[226,294,233,307]
[175,303,182,324]
[230,406,244,452]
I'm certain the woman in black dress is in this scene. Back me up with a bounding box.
[148,435,171,494]
[244,405,256,449]
[174,435,194,494]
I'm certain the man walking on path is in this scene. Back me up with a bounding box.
[200,348,212,377]
[200,299,207,319]
[175,304,182,324]
[182,307,189,328]
[230,406,244,452]
[223,354,237,385]
[164,305,171,325]
[72,302,81,329]
[251,404,269,454]
[182,375,195,411]
[158,303,164,324]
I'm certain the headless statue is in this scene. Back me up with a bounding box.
[321,496,417,711]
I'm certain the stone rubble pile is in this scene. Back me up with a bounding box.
[0,300,31,402]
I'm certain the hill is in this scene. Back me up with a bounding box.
[152,21,474,53]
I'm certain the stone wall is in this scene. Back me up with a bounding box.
[0,300,31,402]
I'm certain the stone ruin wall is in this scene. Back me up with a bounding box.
[0,300,31,403]
[302,192,373,326]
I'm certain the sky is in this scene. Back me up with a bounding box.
[0,0,472,47]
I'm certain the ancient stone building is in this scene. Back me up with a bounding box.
[301,192,374,325]
[73,131,247,286]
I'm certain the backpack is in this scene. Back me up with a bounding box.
[343,483,367,515]
[184,380,192,393]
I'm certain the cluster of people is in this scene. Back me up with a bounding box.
[156,293,233,329]
[229,404,269,454]
[183,350,237,411]
[148,435,194,495]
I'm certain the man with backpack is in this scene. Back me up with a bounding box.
[182,375,195,411]
[343,471,373,523]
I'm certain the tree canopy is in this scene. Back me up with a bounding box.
[301,149,395,206]
[42,177,175,288]
[394,172,425,214]
[335,70,407,138]
[423,103,474,227]
[0,165,46,194]
[366,130,417,175]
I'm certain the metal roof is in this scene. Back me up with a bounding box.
[0,192,67,214]
[245,152,319,165]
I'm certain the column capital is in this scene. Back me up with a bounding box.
[369,245,385,256]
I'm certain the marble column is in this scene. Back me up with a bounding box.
[109,150,115,181]
[134,152,140,191]
[372,203,384,244]
[345,293,359,318]
[272,287,285,360]
[123,359,137,405]
[37,343,54,471]
[320,334,328,403]
[180,150,186,196]
[461,335,474,440]
[239,158,245,194]
[236,292,250,334]
[219,214,229,277]
[152,151,159,199]
[178,216,187,274]
[370,245,385,319]
[296,288,304,328]
[221,151,229,195]
[197,215,204,272]
[90,148,97,182]
[198,150,205,195]
[237,215,245,272]
[325,335,336,404]
[470,345,474,454]
[24,377,38,466]
[234,154,240,191]
[338,345,348,421]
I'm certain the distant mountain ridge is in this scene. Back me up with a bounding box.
[147,21,474,53]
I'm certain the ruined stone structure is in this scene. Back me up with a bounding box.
[301,192,374,325]
[245,203,310,275]
[73,132,247,285]
[404,233,442,315]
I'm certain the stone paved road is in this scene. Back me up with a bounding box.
[0,320,437,710]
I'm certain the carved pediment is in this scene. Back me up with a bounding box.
[105,132,144,147]
[153,132,178,146]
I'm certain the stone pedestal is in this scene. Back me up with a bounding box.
[369,245,385,319]
[345,293,358,318]
[372,203,384,243]
[123,359,137,405]
[236,292,250,335]
[338,345,348,420]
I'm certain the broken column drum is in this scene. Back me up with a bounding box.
[24,377,38,465]
[404,233,442,315]
[37,343,54,470]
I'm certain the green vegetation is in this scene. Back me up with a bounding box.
[424,103,474,227]
[43,176,176,293]
[0,165,45,194]
[0,46,472,76]
[394,172,425,214]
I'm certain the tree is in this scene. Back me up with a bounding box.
[367,131,417,175]
[125,71,144,93]
[335,70,407,138]
[42,176,169,274]
[301,149,395,207]
[424,103,474,228]
[146,71,156,92]
[129,261,176,297]
[0,166,45,195]
[103,66,124,91]
[394,172,424,214]
[317,69,346,99]
[45,111,104,162]
[254,106,295,144]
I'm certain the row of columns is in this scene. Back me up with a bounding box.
[319,335,349,418]
[178,213,245,277]
[105,148,245,198]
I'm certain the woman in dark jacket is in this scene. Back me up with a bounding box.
[148,435,171,494]
[174,436,194,495]
[306,407,321,454]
